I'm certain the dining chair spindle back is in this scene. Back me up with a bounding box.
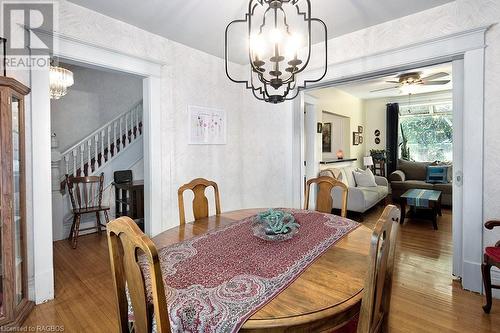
[106,216,170,333]
[66,173,110,248]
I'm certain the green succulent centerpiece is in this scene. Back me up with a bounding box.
[253,209,300,241]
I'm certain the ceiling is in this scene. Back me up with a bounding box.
[311,63,453,100]
[68,0,453,62]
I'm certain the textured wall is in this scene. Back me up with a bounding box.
[58,0,293,229]
[51,64,143,151]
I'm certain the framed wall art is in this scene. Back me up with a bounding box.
[188,105,227,145]
[353,132,360,146]
[322,122,332,152]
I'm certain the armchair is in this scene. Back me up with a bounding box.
[482,220,500,313]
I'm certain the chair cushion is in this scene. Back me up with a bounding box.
[485,247,500,262]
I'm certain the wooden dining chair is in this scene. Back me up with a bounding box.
[177,178,221,225]
[107,216,170,333]
[66,173,110,249]
[304,176,348,217]
[331,205,400,333]
[482,219,500,314]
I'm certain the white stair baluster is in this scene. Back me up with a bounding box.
[134,106,138,137]
[80,144,85,176]
[87,139,92,173]
[123,114,129,145]
[107,125,112,159]
[64,154,69,176]
[100,130,105,165]
[72,150,77,177]
[94,135,99,169]
[113,122,118,155]
[131,108,136,139]
[119,117,123,149]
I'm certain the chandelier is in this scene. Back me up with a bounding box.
[49,65,74,99]
[225,0,327,103]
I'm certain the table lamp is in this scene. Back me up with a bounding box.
[364,156,374,170]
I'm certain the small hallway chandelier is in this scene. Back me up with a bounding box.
[225,0,328,103]
[49,64,74,99]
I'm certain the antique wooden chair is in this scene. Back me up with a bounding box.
[66,173,110,248]
[331,205,400,333]
[482,220,500,314]
[304,176,348,217]
[107,217,170,333]
[177,178,221,225]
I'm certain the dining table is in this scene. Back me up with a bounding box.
[150,208,372,332]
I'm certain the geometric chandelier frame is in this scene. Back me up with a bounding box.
[225,0,328,103]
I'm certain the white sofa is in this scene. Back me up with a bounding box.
[319,166,389,214]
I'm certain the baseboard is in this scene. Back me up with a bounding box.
[34,268,54,304]
[462,260,482,293]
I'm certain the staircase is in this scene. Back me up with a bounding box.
[52,100,144,241]
[60,100,143,183]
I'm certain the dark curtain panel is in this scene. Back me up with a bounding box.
[386,103,399,175]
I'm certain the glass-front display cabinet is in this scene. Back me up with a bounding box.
[0,76,34,327]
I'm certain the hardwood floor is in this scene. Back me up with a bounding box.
[23,205,500,332]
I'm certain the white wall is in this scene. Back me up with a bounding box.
[312,88,365,168]
[51,64,143,151]
[58,0,293,256]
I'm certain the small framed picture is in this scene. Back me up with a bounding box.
[359,136,364,144]
[353,132,360,146]
[375,137,381,144]
[317,122,323,133]
[358,126,363,133]
[375,129,380,137]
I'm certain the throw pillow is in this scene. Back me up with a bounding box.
[353,168,377,187]
[426,165,448,184]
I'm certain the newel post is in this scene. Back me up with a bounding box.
[51,133,65,241]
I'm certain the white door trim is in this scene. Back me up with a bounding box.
[292,26,490,292]
[30,32,164,303]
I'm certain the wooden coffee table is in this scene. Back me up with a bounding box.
[400,189,442,230]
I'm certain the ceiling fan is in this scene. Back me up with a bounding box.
[370,71,450,93]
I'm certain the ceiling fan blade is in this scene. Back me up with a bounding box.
[385,80,400,83]
[422,72,449,81]
[370,86,400,93]
[422,80,451,85]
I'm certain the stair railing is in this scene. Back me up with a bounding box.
[60,100,143,179]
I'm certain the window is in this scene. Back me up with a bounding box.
[398,101,453,162]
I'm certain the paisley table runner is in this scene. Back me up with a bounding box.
[139,209,359,333]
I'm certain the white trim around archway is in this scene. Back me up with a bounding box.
[30,32,165,303]
[292,26,490,293]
